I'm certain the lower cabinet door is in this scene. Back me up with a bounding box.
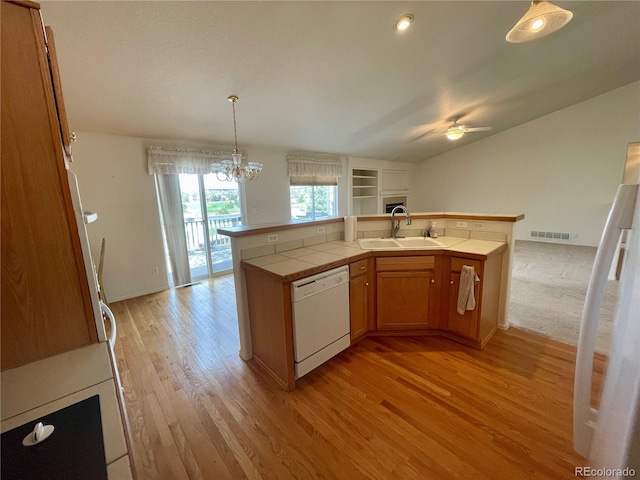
[446,258,482,340]
[376,270,433,329]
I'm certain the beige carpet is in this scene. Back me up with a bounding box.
[508,240,618,354]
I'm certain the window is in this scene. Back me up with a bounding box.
[286,154,341,220]
[290,182,338,220]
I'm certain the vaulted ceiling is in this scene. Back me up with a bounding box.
[41,1,640,163]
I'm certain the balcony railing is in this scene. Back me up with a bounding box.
[184,214,241,253]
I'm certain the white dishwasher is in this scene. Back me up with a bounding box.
[291,265,350,379]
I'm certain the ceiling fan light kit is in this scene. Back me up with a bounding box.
[506,0,573,43]
[443,118,493,141]
[445,127,465,141]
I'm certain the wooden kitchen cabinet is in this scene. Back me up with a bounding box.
[1,1,98,369]
[376,256,440,330]
[445,257,482,340]
[444,253,503,347]
[349,259,372,343]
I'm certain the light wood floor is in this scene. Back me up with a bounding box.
[111,274,603,480]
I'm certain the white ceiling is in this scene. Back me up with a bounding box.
[40,1,640,163]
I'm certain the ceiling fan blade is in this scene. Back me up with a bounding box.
[462,126,492,132]
[411,129,439,142]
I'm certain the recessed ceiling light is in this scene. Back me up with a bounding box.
[394,14,414,32]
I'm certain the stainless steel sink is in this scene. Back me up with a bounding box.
[357,236,465,250]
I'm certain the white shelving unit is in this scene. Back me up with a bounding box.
[351,168,378,215]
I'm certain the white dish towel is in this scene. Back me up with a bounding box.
[457,265,480,315]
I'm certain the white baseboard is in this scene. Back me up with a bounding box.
[109,286,169,303]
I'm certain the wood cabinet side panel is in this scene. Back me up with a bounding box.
[44,26,72,155]
[244,269,295,390]
[479,252,503,342]
[1,3,96,370]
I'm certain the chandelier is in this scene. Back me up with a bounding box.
[211,95,263,182]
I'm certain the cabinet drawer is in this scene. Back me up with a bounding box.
[450,257,482,274]
[350,259,369,278]
[376,256,435,271]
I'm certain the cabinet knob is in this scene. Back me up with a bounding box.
[450,280,454,284]
[430,279,435,283]
[360,266,366,270]
[365,282,369,286]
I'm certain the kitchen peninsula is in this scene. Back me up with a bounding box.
[219,212,523,391]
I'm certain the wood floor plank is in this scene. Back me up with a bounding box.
[111,275,598,480]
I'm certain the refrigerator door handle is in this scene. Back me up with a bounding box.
[100,301,117,349]
[574,183,638,457]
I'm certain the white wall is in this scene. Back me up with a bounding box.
[71,132,169,302]
[412,82,640,246]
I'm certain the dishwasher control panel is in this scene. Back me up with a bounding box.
[291,266,349,303]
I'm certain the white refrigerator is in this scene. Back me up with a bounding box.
[574,142,640,477]
[67,168,117,348]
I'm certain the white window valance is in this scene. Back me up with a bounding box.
[147,145,248,175]
[286,154,342,178]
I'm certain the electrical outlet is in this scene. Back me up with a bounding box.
[152,267,159,275]
[472,222,485,229]
[572,233,579,239]
[267,234,278,242]
[456,221,468,228]
[316,226,326,234]
[252,207,259,214]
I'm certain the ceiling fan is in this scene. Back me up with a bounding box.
[413,116,492,142]
[443,118,492,141]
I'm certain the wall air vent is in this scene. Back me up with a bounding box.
[530,231,571,240]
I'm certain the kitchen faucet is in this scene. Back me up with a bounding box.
[390,205,411,238]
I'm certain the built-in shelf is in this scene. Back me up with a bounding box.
[351,168,378,215]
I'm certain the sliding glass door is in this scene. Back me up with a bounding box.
[177,174,241,279]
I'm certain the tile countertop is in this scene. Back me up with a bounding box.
[241,236,507,282]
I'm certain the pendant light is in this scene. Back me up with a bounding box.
[506,1,573,43]
[211,95,263,182]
